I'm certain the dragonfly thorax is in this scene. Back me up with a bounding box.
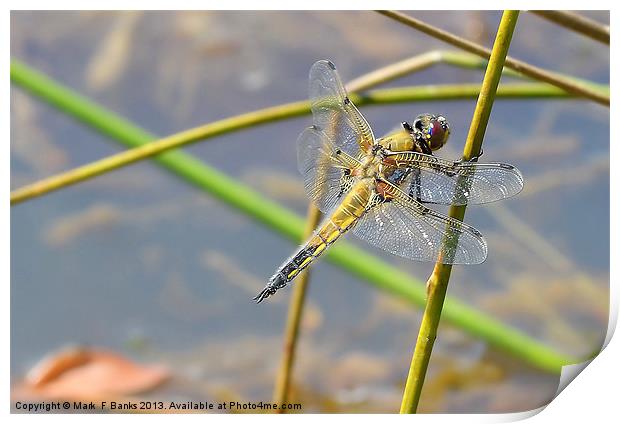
[377,129,416,152]
[354,152,384,178]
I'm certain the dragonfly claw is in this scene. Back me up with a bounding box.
[454,149,484,165]
[469,149,484,163]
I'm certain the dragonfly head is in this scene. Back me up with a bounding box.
[413,114,451,151]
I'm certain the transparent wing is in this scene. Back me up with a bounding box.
[386,152,524,205]
[308,60,375,156]
[297,126,360,213]
[353,180,488,264]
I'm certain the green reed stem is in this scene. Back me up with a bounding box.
[377,10,609,106]
[10,59,577,375]
[400,11,520,414]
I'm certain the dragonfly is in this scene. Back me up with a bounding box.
[254,60,523,303]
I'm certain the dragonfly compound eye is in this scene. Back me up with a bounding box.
[427,116,450,151]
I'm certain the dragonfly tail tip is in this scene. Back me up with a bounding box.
[253,286,274,304]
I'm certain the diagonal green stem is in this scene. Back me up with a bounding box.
[10,59,578,375]
[400,10,520,414]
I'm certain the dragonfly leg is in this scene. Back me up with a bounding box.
[409,167,422,202]
[408,168,438,205]
[401,121,414,134]
[454,148,484,165]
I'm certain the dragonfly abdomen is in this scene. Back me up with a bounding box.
[253,231,335,303]
[254,181,373,303]
[278,234,328,283]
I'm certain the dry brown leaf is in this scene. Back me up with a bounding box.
[14,346,169,402]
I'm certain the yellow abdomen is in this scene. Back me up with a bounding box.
[277,180,374,282]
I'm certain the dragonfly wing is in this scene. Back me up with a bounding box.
[352,181,488,264]
[308,60,375,156]
[297,126,359,213]
[388,152,524,205]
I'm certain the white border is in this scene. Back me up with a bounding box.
[5,3,615,422]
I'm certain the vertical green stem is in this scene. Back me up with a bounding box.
[399,10,520,414]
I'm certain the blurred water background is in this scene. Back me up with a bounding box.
[11,11,609,412]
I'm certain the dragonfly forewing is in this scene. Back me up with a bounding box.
[309,60,375,156]
[297,125,362,213]
[384,151,524,205]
